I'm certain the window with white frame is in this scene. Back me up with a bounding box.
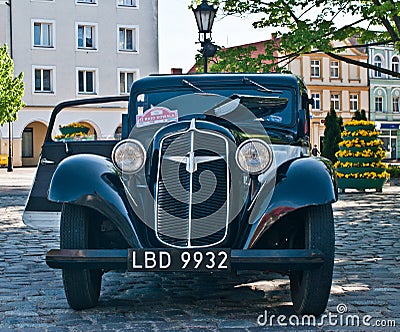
[117,0,137,7]
[76,0,97,4]
[330,94,340,111]
[393,96,400,112]
[77,69,96,94]
[392,56,399,74]
[330,61,340,78]
[311,60,320,78]
[77,23,97,49]
[349,94,359,111]
[118,26,138,52]
[33,20,54,48]
[119,70,137,94]
[374,55,383,78]
[311,93,320,110]
[33,66,55,93]
[375,96,383,112]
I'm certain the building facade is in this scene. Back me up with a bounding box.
[0,0,158,166]
[284,39,369,150]
[368,45,400,160]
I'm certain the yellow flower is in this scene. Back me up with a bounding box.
[344,120,375,127]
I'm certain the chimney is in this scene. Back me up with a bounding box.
[171,68,183,75]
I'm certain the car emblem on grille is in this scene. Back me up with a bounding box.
[163,118,223,174]
[164,152,223,174]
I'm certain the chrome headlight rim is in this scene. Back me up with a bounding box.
[235,138,273,175]
[112,139,146,174]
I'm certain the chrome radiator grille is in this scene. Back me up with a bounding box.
[155,122,229,248]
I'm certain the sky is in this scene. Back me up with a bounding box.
[158,0,273,74]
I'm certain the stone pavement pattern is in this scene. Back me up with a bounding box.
[0,168,399,331]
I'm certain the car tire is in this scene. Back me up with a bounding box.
[60,203,102,310]
[289,204,335,315]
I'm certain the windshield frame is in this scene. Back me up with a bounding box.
[128,84,299,132]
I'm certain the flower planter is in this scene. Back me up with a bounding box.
[337,156,380,164]
[337,177,386,190]
[335,120,388,191]
[342,135,378,142]
[336,167,386,174]
[344,125,375,132]
[59,126,90,135]
[338,146,380,153]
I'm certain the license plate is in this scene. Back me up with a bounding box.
[127,249,231,272]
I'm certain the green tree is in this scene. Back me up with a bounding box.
[352,109,368,120]
[322,107,342,162]
[195,41,283,73]
[205,0,400,78]
[0,44,25,126]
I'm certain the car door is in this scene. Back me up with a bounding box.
[23,96,129,228]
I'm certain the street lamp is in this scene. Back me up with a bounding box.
[192,0,218,73]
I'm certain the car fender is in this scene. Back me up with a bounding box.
[48,154,141,248]
[245,156,337,248]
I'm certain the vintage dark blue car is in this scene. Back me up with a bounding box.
[25,73,337,314]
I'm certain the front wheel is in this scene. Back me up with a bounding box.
[289,204,335,315]
[60,204,102,310]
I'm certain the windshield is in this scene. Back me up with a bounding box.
[132,86,296,128]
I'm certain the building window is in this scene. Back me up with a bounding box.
[118,26,138,52]
[330,61,340,78]
[32,20,54,48]
[22,128,34,158]
[330,94,340,111]
[392,56,399,74]
[375,96,383,112]
[117,0,137,7]
[349,94,359,111]
[77,23,97,50]
[374,55,383,78]
[119,70,137,94]
[77,69,97,94]
[311,93,320,110]
[311,60,320,78]
[393,96,400,113]
[76,0,97,4]
[33,67,54,93]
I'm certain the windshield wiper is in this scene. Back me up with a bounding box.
[182,79,205,93]
[243,77,282,94]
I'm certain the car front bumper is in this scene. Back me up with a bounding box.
[46,249,324,272]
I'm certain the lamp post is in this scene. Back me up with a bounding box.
[7,123,13,172]
[192,0,218,73]
[6,0,13,172]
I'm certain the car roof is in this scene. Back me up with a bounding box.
[130,73,300,93]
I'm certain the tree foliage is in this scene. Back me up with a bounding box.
[199,0,400,77]
[0,44,25,125]
[195,41,283,72]
[352,109,368,120]
[322,107,342,162]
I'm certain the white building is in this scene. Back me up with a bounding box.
[368,44,400,160]
[0,0,159,166]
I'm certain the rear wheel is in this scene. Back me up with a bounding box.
[289,204,335,315]
[60,204,102,310]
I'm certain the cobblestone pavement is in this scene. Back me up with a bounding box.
[0,168,399,331]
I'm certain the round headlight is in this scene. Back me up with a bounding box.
[235,139,273,175]
[112,139,146,174]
